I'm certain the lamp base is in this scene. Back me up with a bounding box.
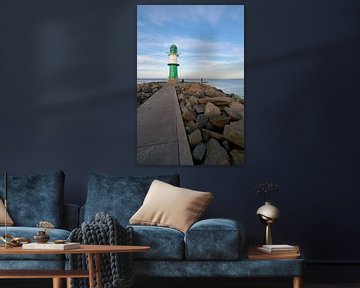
[265,223,272,245]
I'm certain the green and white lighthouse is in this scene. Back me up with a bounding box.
[168,44,179,84]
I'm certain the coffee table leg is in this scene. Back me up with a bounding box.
[52,278,62,288]
[293,276,302,288]
[66,277,72,288]
[88,253,95,288]
[95,253,102,288]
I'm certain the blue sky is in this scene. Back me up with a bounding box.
[137,5,244,79]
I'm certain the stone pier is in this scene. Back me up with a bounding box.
[137,84,193,165]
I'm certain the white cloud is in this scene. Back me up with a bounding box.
[137,55,165,66]
[180,59,244,79]
[138,36,243,60]
[137,37,244,79]
[137,5,244,79]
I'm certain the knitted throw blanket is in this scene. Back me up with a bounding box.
[68,212,135,288]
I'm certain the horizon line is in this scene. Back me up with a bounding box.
[137,77,244,80]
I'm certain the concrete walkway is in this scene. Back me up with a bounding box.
[137,84,193,165]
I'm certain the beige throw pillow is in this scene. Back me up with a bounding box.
[0,199,14,226]
[130,180,213,233]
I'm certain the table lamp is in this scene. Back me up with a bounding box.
[256,201,280,245]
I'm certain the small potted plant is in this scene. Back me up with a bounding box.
[254,181,279,202]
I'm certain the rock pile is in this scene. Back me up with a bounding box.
[137,82,163,107]
[176,83,244,165]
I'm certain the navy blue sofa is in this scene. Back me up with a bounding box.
[81,173,304,282]
[0,171,79,270]
[0,171,303,286]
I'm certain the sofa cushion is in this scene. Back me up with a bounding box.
[130,180,213,233]
[0,171,65,227]
[0,227,69,261]
[84,173,180,225]
[185,218,245,260]
[0,199,14,226]
[130,225,184,260]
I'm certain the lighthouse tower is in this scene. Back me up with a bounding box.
[168,44,179,84]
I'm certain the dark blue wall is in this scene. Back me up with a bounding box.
[1,0,360,262]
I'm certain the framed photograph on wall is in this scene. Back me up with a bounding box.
[137,5,244,166]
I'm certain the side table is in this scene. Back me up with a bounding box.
[247,245,304,288]
[0,244,150,288]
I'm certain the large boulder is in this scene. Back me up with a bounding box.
[185,99,192,108]
[185,121,197,134]
[229,101,244,110]
[192,143,207,163]
[151,83,161,93]
[204,102,221,118]
[189,96,199,105]
[182,108,196,122]
[188,84,203,94]
[223,120,244,148]
[204,87,223,98]
[142,83,152,93]
[205,122,215,130]
[199,97,232,106]
[195,90,205,98]
[201,129,226,142]
[188,129,203,147]
[178,94,186,101]
[196,114,208,128]
[210,115,231,129]
[204,139,230,165]
[224,107,244,121]
[194,104,205,114]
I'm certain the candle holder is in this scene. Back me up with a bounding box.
[34,220,54,243]
[33,231,50,243]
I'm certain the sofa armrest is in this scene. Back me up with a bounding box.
[63,204,80,231]
[184,218,245,260]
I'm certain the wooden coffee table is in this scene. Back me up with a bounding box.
[0,244,150,288]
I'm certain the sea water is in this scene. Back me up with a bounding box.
[137,78,244,99]
[205,79,244,99]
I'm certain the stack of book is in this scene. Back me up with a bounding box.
[248,244,300,259]
[22,242,80,250]
[257,244,299,254]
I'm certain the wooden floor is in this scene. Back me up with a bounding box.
[1,279,360,288]
[137,283,360,288]
[306,285,360,288]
